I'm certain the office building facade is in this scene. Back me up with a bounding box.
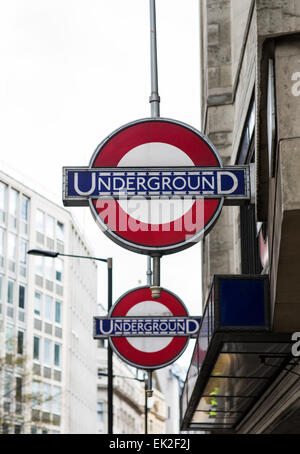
[0,170,98,433]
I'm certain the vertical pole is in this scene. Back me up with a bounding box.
[147,0,160,286]
[149,0,160,117]
[144,373,148,434]
[148,0,160,288]
[152,256,160,287]
[107,258,113,434]
[146,256,152,285]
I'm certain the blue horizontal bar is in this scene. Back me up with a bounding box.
[64,167,249,201]
[93,316,201,338]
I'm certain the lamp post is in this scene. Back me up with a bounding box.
[27,248,114,434]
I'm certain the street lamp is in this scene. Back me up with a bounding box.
[27,248,114,434]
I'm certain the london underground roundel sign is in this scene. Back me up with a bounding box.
[90,118,222,255]
[63,118,251,254]
[107,286,191,370]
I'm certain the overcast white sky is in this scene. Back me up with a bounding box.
[0,0,201,368]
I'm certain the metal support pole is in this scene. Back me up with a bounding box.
[146,256,152,285]
[151,255,161,298]
[149,0,160,117]
[144,373,148,434]
[107,258,113,434]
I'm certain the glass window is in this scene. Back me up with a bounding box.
[45,295,52,321]
[44,339,51,364]
[54,344,61,367]
[52,386,61,415]
[55,259,63,282]
[97,402,104,421]
[14,425,21,434]
[17,331,24,355]
[0,228,4,259]
[34,292,41,316]
[32,381,40,406]
[0,182,7,209]
[6,325,13,352]
[55,301,62,324]
[56,222,64,243]
[16,377,22,401]
[19,285,25,309]
[44,258,53,281]
[0,182,7,224]
[7,280,14,304]
[4,373,13,397]
[33,336,40,360]
[21,196,29,222]
[42,383,51,412]
[46,215,55,239]
[35,256,43,276]
[9,189,19,228]
[0,275,2,301]
[36,209,44,233]
[7,233,17,261]
[19,239,27,264]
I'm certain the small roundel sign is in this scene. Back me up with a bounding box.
[89,118,223,255]
[108,286,190,370]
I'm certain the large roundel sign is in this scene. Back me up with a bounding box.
[89,118,222,255]
[107,286,191,370]
[63,118,250,254]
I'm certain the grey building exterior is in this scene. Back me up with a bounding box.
[181,0,300,434]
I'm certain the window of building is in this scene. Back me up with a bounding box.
[14,425,22,434]
[97,402,104,422]
[21,195,29,235]
[32,381,40,406]
[44,338,51,364]
[5,325,13,352]
[54,343,61,367]
[7,232,17,272]
[35,256,43,276]
[19,285,25,309]
[45,295,52,321]
[4,372,12,398]
[44,258,53,281]
[36,209,44,233]
[9,188,19,229]
[55,300,62,324]
[55,259,63,282]
[7,280,14,304]
[33,336,40,360]
[0,182,7,224]
[46,215,55,239]
[34,292,42,316]
[56,222,64,243]
[19,239,27,264]
[16,377,22,402]
[0,228,4,267]
[52,386,61,415]
[42,383,51,412]
[0,275,2,302]
[17,330,24,355]
[19,239,27,277]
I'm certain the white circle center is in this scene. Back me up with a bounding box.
[117,142,195,224]
[126,300,173,353]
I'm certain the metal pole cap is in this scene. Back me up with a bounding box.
[150,286,161,299]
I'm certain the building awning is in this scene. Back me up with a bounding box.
[180,275,292,431]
